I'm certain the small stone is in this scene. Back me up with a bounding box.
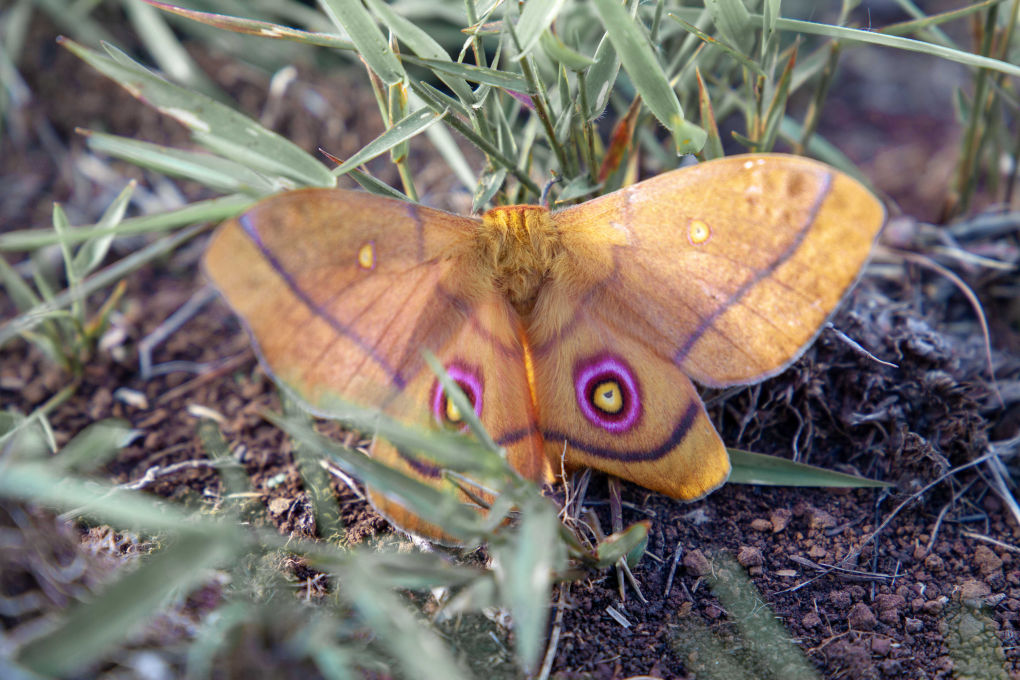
[975,545,1004,575]
[737,546,764,568]
[871,636,891,656]
[704,604,724,619]
[808,544,828,560]
[959,578,992,602]
[910,597,925,612]
[806,507,837,530]
[879,659,902,675]
[802,611,822,628]
[683,549,712,577]
[829,589,851,609]
[905,617,924,633]
[750,518,773,532]
[267,497,292,515]
[770,508,792,533]
[924,553,945,572]
[923,598,946,615]
[848,602,877,630]
[875,594,906,625]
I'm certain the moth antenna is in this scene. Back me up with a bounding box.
[540,174,562,208]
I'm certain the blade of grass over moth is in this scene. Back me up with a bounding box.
[318,0,404,86]
[696,68,724,160]
[423,351,500,456]
[143,0,356,50]
[727,448,890,488]
[491,497,565,672]
[331,108,447,177]
[266,412,489,542]
[59,38,335,188]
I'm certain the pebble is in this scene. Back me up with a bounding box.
[975,545,1003,575]
[750,518,772,532]
[737,546,764,568]
[770,508,792,532]
[683,549,712,577]
[848,602,877,630]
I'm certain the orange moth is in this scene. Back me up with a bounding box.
[204,154,885,540]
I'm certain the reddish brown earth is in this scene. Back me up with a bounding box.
[2,12,1018,680]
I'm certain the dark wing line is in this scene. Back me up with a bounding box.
[495,424,541,447]
[672,170,833,365]
[436,285,523,360]
[541,400,700,462]
[345,265,437,397]
[239,213,406,388]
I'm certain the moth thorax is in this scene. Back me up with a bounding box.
[479,205,561,315]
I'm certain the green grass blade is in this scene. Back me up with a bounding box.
[342,559,472,680]
[514,0,567,58]
[142,0,355,50]
[0,224,207,346]
[405,55,532,93]
[772,15,1020,78]
[492,497,564,672]
[332,107,447,177]
[583,32,620,120]
[704,0,753,54]
[364,0,475,104]
[59,37,335,188]
[0,195,251,252]
[124,0,225,99]
[82,129,279,195]
[727,448,890,488]
[53,418,139,473]
[319,0,405,85]
[70,179,134,280]
[17,530,240,677]
[591,0,698,153]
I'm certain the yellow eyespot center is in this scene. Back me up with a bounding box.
[357,242,375,269]
[445,397,463,423]
[592,380,624,414]
[688,219,711,245]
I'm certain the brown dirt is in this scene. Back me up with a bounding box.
[3,11,1018,680]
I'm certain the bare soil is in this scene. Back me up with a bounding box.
[3,12,1018,680]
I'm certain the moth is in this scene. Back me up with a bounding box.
[204,153,885,540]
